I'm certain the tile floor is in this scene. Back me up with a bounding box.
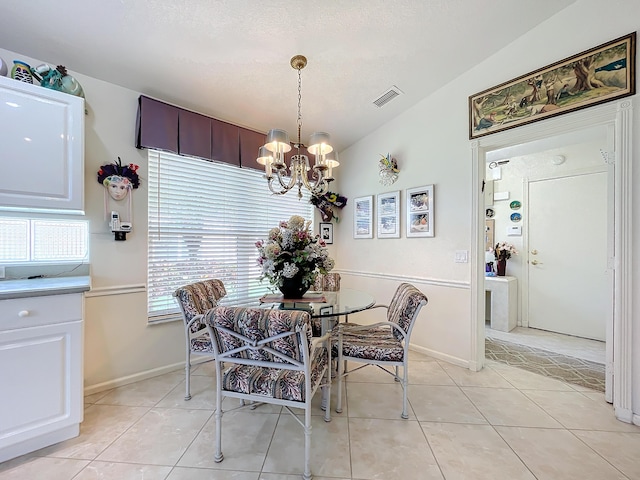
[2,353,639,480]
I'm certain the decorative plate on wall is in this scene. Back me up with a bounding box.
[510,212,522,222]
[486,208,495,218]
[510,200,521,210]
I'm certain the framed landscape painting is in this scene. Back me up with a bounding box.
[469,32,636,139]
[353,195,373,239]
[406,185,434,238]
[377,191,400,239]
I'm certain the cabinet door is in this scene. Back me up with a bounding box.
[0,76,84,213]
[0,320,83,455]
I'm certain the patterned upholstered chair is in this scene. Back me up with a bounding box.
[173,279,227,400]
[333,283,427,419]
[204,306,331,480]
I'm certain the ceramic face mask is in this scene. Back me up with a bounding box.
[104,175,132,201]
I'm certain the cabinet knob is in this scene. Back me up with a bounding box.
[18,310,30,317]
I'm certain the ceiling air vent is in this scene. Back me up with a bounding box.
[372,85,403,108]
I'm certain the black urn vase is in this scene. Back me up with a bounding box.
[279,273,310,299]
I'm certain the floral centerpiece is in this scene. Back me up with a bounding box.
[256,215,335,298]
[494,242,518,260]
[493,242,518,276]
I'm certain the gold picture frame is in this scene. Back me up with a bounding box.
[469,32,636,139]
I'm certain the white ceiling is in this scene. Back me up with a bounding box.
[0,0,575,152]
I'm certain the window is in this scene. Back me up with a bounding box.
[0,217,89,263]
[147,150,314,321]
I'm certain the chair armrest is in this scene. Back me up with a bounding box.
[186,313,205,334]
[338,320,408,340]
[310,332,331,354]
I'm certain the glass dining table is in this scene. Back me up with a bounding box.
[258,288,376,336]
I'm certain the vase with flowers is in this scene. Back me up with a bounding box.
[256,215,335,298]
[494,242,518,276]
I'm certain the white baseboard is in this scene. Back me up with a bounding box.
[633,414,639,426]
[84,357,211,396]
[409,344,469,369]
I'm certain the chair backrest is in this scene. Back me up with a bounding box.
[205,306,312,364]
[387,283,428,341]
[174,279,227,333]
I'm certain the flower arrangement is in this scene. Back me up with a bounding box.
[256,215,335,293]
[494,242,518,261]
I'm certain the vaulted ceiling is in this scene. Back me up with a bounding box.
[0,1,575,152]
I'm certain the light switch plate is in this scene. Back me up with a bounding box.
[493,191,510,201]
[455,250,469,263]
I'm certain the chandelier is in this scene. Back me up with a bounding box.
[257,55,338,198]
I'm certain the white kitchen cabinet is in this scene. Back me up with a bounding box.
[0,75,85,213]
[0,293,84,462]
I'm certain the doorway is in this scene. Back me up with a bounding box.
[470,100,634,423]
[483,139,609,391]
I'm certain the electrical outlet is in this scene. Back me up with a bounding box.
[0,266,5,279]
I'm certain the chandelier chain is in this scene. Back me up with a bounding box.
[297,67,302,147]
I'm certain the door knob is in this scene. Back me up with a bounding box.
[530,259,543,265]
[531,249,538,255]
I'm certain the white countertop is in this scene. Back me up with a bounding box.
[0,276,91,300]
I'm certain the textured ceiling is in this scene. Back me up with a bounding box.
[0,0,575,152]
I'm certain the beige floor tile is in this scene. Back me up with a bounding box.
[345,381,415,419]
[259,476,347,480]
[96,408,212,465]
[290,383,346,417]
[572,430,640,479]
[74,461,172,479]
[36,404,150,459]
[523,390,640,432]
[263,415,351,478]
[0,456,89,479]
[168,466,259,479]
[84,389,113,404]
[191,360,217,376]
[462,387,562,428]
[349,418,443,479]
[157,376,217,410]
[409,385,487,424]
[439,362,514,388]
[178,411,278,471]
[421,422,536,480]
[409,361,456,386]
[496,426,628,479]
[344,361,397,384]
[489,363,575,391]
[95,373,184,407]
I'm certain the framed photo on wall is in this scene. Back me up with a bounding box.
[377,191,400,239]
[353,195,373,239]
[319,222,333,244]
[406,185,434,238]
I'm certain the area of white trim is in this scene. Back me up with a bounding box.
[470,99,633,424]
[84,284,146,298]
[336,269,470,289]
[409,344,469,369]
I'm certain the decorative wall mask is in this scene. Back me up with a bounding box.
[97,157,140,221]
[310,191,348,222]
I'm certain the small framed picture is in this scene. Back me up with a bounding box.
[377,191,400,239]
[319,222,333,244]
[406,185,434,238]
[353,195,373,239]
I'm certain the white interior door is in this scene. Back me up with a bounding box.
[527,171,608,341]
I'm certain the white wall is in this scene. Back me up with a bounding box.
[336,0,640,418]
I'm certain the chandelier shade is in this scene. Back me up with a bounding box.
[258,55,337,198]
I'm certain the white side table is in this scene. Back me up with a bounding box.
[485,276,517,332]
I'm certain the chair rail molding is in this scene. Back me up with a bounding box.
[470,99,633,424]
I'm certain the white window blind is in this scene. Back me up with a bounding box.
[0,217,88,263]
[147,150,314,320]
